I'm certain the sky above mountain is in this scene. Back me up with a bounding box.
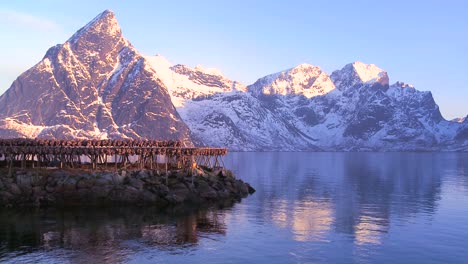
[0,0,466,119]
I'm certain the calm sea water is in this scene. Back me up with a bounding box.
[0,152,467,264]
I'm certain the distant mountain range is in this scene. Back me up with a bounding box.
[0,10,466,151]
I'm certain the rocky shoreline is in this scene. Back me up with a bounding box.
[0,167,255,208]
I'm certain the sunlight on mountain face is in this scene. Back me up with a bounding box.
[0,10,465,151]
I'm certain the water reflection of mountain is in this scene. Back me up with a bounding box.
[0,205,229,262]
[225,152,468,245]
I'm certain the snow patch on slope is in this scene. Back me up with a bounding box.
[195,65,225,77]
[2,118,45,138]
[248,63,335,98]
[352,61,386,84]
[452,116,467,123]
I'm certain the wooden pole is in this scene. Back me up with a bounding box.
[191,155,195,187]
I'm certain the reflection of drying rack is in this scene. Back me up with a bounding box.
[0,138,228,172]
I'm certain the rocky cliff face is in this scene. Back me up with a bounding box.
[0,10,465,151]
[0,10,192,145]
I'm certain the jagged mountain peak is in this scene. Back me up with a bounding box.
[452,116,467,123]
[290,63,316,70]
[144,54,247,107]
[75,9,118,34]
[0,10,192,144]
[194,65,225,77]
[331,61,389,91]
[265,63,321,77]
[350,61,386,83]
[392,81,415,89]
[170,64,225,79]
[87,9,116,25]
[248,63,335,98]
[68,9,123,47]
[147,54,227,79]
[47,9,132,85]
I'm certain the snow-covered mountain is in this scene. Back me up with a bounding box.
[145,55,320,150]
[145,56,465,151]
[0,10,192,144]
[0,10,465,151]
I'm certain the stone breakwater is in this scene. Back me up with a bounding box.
[0,168,255,208]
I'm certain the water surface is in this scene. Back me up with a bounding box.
[1,152,467,263]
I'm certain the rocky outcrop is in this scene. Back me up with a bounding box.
[0,168,255,208]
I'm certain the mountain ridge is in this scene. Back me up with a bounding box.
[0,10,465,151]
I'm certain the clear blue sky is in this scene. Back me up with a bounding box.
[0,0,466,119]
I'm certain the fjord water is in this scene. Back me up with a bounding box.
[1,153,467,263]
